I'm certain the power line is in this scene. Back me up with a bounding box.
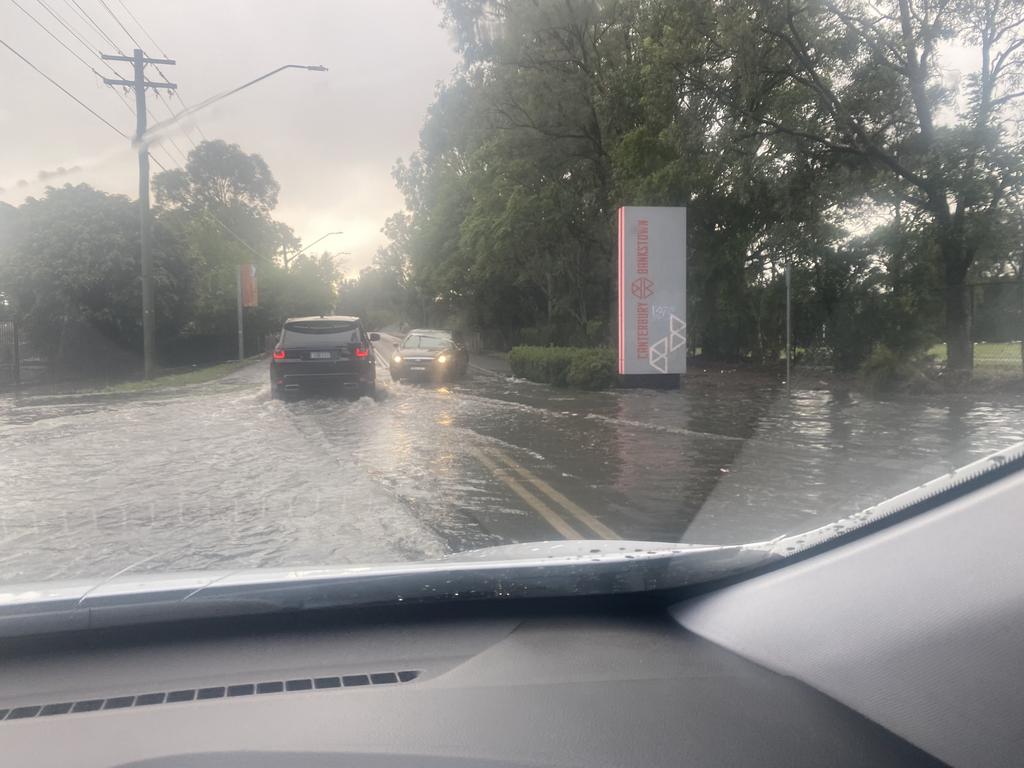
[205,212,262,259]
[66,0,120,51]
[33,0,100,55]
[22,0,139,114]
[112,0,208,142]
[19,0,178,155]
[10,0,95,73]
[153,91,195,154]
[31,0,128,84]
[114,0,163,55]
[155,89,197,149]
[59,0,105,49]
[97,0,197,136]
[95,0,138,50]
[96,0,175,104]
[9,0,136,120]
[0,36,128,138]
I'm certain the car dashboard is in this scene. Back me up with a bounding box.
[3,447,1023,767]
[0,605,940,768]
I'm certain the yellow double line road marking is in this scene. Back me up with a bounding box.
[469,445,620,540]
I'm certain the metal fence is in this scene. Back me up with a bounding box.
[0,320,47,388]
[970,281,1023,373]
[0,320,18,387]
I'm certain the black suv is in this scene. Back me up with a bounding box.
[270,316,379,399]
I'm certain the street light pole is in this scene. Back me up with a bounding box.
[236,265,244,361]
[785,257,792,398]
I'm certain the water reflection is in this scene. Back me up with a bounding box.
[1,361,1022,583]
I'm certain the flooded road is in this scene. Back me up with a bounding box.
[1,350,1022,584]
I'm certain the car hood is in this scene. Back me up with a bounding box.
[0,540,775,638]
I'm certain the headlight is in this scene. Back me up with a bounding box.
[393,355,402,363]
[437,354,448,364]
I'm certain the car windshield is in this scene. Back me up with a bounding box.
[402,335,448,350]
[1,0,1023,600]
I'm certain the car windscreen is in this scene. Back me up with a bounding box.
[402,335,448,350]
[282,322,360,347]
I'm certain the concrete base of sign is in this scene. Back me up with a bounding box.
[616,373,681,390]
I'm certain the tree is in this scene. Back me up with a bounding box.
[0,201,19,321]
[154,140,302,343]
[154,139,280,214]
[0,185,190,373]
[716,0,1024,371]
[377,0,1021,374]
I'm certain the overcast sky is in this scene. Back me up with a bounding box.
[0,0,459,272]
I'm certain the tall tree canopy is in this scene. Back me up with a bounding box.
[0,184,191,372]
[153,140,314,342]
[373,0,1024,371]
[0,140,344,374]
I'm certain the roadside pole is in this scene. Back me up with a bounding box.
[135,51,154,379]
[785,257,792,398]
[236,266,245,361]
[101,50,177,378]
[11,312,20,388]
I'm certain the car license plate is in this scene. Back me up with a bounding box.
[411,366,427,371]
[309,351,331,359]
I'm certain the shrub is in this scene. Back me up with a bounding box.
[567,347,617,388]
[508,346,616,389]
[859,344,936,395]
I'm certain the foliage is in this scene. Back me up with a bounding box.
[0,184,191,374]
[508,345,616,389]
[0,141,345,377]
[154,140,339,352]
[860,344,936,395]
[373,0,1024,377]
[154,139,280,215]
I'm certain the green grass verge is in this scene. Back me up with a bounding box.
[100,358,259,394]
[927,341,1022,368]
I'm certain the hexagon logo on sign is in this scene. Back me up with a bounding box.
[631,277,655,299]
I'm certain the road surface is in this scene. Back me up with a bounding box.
[1,341,1022,584]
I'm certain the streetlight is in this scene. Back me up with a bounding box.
[284,231,344,268]
[144,64,328,139]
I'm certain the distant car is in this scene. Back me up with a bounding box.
[407,329,469,371]
[390,330,468,382]
[270,315,379,399]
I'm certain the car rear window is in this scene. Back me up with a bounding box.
[282,322,361,347]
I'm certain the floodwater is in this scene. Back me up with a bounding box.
[1,350,1022,584]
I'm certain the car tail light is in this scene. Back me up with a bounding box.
[273,349,286,360]
[354,346,369,358]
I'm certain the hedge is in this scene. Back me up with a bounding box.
[508,346,617,389]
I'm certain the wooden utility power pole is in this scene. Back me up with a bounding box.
[102,49,176,379]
